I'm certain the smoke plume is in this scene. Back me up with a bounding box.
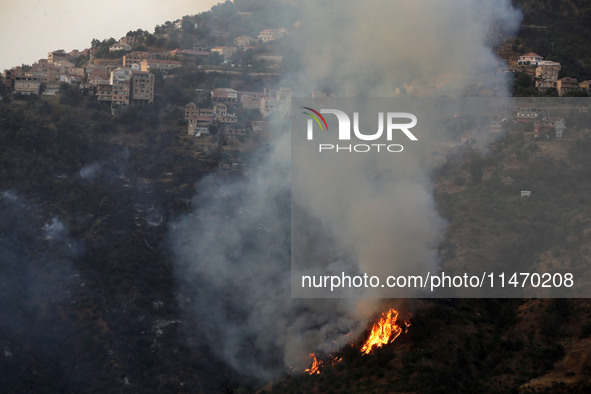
[170,0,521,381]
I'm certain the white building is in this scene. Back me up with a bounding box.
[109,43,132,52]
[518,52,543,66]
[258,29,286,42]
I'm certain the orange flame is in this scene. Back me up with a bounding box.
[302,309,410,375]
[360,308,408,355]
[303,353,321,375]
[303,353,344,375]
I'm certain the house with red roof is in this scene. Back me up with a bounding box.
[518,52,543,66]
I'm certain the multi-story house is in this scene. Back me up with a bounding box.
[210,46,237,61]
[213,102,227,115]
[556,77,579,96]
[185,102,200,119]
[13,78,40,95]
[579,80,591,93]
[3,67,22,94]
[193,42,208,52]
[221,127,248,138]
[130,71,154,104]
[518,52,543,66]
[87,67,110,85]
[234,36,255,47]
[110,68,132,111]
[48,50,69,64]
[535,61,561,82]
[535,79,555,91]
[96,83,113,103]
[139,59,182,71]
[258,29,286,42]
[260,87,292,117]
[211,88,239,103]
[217,114,237,124]
[187,115,213,136]
[240,91,265,110]
[29,61,59,83]
[119,36,137,47]
[123,51,156,68]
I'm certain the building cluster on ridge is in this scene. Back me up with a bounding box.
[184,87,291,137]
[511,52,591,96]
[0,19,290,118]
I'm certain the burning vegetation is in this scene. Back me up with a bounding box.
[304,308,410,375]
[303,353,321,375]
[303,353,345,376]
[361,308,411,355]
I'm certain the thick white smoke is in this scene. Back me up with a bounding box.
[170,0,521,381]
[288,0,520,97]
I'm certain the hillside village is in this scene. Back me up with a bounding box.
[1,4,590,143]
[0,1,590,181]
[2,11,591,176]
[0,7,292,140]
[1,1,591,393]
[498,51,591,96]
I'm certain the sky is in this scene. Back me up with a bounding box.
[0,0,222,71]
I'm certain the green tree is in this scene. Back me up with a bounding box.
[512,72,536,96]
[58,83,82,107]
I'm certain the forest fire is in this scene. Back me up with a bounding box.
[303,353,344,375]
[303,353,321,375]
[360,308,410,355]
[304,308,410,375]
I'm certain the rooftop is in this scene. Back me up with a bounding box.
[520,52,543,58]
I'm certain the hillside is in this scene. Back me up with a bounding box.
[269,299,591,393]
[513,0,591,81]
[0,1,298,391]
[1,0,591,393]
[270,115,591,393]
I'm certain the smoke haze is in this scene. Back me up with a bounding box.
[288,0,520,96]
[171,0,522,381]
